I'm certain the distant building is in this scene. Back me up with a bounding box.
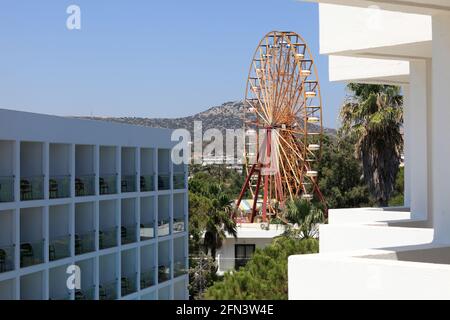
[0,109,188,300]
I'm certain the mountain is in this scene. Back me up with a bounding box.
[75,101,336,136]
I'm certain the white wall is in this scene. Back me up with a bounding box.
[217,237,273,273]
[431,13,450,243]
[319,4,432,55]
[320,224,433,253]
[288,252,450,299]
[329,55,409,83]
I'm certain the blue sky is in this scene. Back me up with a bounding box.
[0,0,345,128]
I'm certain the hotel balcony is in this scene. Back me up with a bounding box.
[140,196,155,240]
[173,161,186,190]
[121,147,137,193]
[99,253,118,300]
[76,258,96,300]
[49,143,71,199]
[99,200,118,250]
[158,240,171,283]
[75,145,95,197]
[140,268,155,290]
[20,175,44,201]
[0,244,14,273]
[20,141,44,201]
[140,244,156,290]
[158,149,171,191]
[49,205,71,261]
[173,172,185,190]
[158,195,170,237]
[121,249,138,297]
[0,210,15,273]
[75,202,96,255]
[0,140,14,203]
[140,148,155,192]
[140,174,155,192]
[121,198,138,245]
[174,237,187,277]
[49,175,70,199]
[21,271,44,300]
[173,193,186,233]
[20,207,44,268]
[0,279,15,300]
[49,265,72,300]
[100,146,118,195]
[121,174,136,193]
[99,174,117,195]
[0,176,14,203]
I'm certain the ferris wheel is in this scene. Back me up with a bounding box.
[236,31,326,223]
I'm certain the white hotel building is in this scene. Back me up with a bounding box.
[289,0,450,299]
[0,109,188,300]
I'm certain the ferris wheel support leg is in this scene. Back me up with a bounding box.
[250,172,262,223]
[261,174,269,222]
[234,164,257,219]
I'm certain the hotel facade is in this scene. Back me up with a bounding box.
[289,0,450,299]
[0,109,188,300]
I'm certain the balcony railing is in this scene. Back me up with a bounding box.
[99,174,117,195]
[121,273,137,297]
[99,281,118,300]
[158,219,170,237]
[140,174,155,192]
[121,174,137,193]
[173,217,185,233]
[173,172,186,189]
[49,175,71,199]
[121,224,137,245]
[158,263,171,283]
[75,231,96,255]
[174,259,188,277]
[75,174,95,197]
[140,222,155,240]
[158,173,170,190]
[0,244,15,273]
[20,239,44,268]
[140,268,155,289]
[0,176,14,203]
[75,285,95,300]
[99,227,118,250]
[20,175,44,201]
[49,235,71,261]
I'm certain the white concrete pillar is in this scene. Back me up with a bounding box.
[431,13,450,243]
[406,60,429,220]
[402,84,411,208]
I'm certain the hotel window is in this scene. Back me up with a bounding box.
[234,244,255,270]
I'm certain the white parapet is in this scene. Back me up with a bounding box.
[329,55,410,84]
[318,3,432,56]
[289,244,450,300]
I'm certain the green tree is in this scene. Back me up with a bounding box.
[340,83,403,206]
[203,237,319,300]
[203,184,237,259]
[283,197,325,239]
[318,134,373,208]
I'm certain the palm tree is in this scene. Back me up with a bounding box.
[340,83,403,206]
[203,183,237,259]
[283,198,325,239]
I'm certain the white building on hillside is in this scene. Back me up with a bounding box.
[289,0,450,299]
[0,109,188,300]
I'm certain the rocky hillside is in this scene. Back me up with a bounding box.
[76,101,336,135]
